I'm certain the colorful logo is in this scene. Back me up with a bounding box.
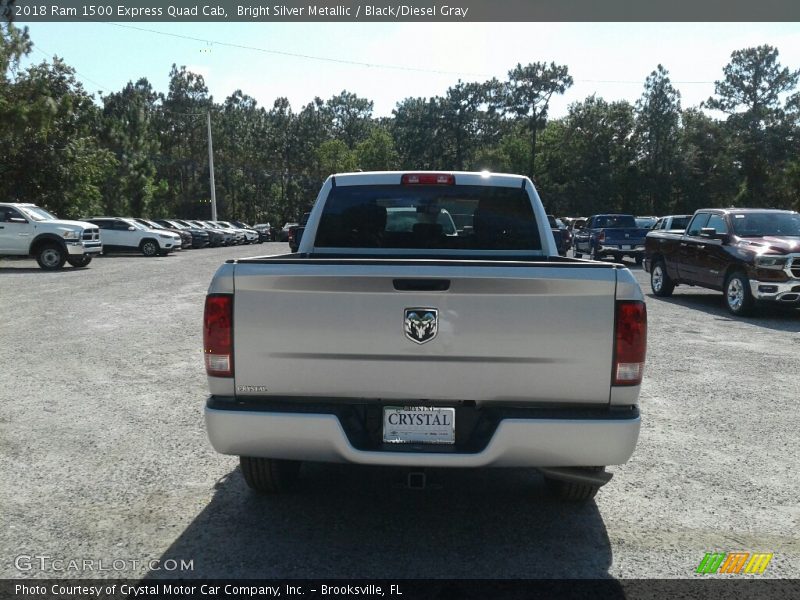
[696,552,773,574]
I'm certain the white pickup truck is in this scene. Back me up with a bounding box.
[0,203,102,269]
[203,172,647,501]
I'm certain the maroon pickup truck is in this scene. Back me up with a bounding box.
[644,208,800,316]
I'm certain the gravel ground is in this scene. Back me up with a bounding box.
[1,246,798,580]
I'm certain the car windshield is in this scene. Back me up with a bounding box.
[18,206,56,221]
[596,215,636,228]
[316,184,540,251]
[126,220,147,230]
[635,217,657,228]
[731,212,800,237]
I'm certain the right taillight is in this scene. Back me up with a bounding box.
[613,300,647,386]
[598,231,606,243]
[204,294,233,377]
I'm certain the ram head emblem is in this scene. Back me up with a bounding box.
[404,308,438,344]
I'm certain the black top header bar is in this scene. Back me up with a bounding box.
[5,0,800,22]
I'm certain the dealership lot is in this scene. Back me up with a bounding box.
[1,248,798,579]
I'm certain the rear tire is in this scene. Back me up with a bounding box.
[635,255,643,266]
[35,243,67,270]
[545,467,605,502]
[240,457,301,494]
[650,260,675,297]
[574,250,582,258]
[67,255,92,268]
[591,247,602,261]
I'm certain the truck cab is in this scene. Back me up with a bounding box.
[0,203,102,269]
[645,208,800,315]
[573,214,648,264]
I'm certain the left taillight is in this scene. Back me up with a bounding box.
[613,300,647,386]
[204,294,233,377]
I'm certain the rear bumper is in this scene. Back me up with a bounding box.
[598,244,644,255]
[205,400,640,468]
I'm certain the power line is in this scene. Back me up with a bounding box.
[32,44,114,92]
[103,21,491,78]
[101,21,717,85]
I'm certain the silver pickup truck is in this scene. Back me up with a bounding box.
[203,172,647,501]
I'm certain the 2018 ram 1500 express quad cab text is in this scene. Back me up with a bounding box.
[203,172,647,501]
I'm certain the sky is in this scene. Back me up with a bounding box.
[19,21,800,118]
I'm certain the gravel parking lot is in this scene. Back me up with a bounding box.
[1,247,798,579]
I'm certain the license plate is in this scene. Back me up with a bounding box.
[383,406,455,445]
[621,244,632,250]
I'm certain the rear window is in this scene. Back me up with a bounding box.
[315,185,540,250]
[670,216,690,230]
[596,215,636,228]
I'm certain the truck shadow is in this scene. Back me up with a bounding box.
[149,464,615,579]
[648,292,800,331]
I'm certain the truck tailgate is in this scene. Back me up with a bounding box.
[231,261,617,405]
[603,228,647,243]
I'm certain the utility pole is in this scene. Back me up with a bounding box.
[207,111,218,220]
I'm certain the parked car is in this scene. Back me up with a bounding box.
[279,222,298,242]
[650,215,692,233]
[252,223,273,242]
[204,171,647,501]
[573,214,649,264]
[546,214,566,256]
[210,221,247,245]
[84,217,179,256]
[568,218,587,233]
[566,218,587,250]
[231,221,263,244]
[170,219,215,248]
[153,219,210,249]
[224,221,257,244]
[556,218,573,251]
[0,202,102,269]
[136,218,190,250]
[635,216,658,230]
[187,220,230,247]
[288,213,312,253]
[645,208,800,316]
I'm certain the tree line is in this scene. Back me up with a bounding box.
[1,21,799,226]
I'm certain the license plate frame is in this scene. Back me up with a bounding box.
[382,406,456,445]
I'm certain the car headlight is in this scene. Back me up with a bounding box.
[755,255,787,269]
[159,233,173,239]
[62,230,79,240]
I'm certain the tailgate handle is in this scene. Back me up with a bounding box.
[393,278,450,292]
